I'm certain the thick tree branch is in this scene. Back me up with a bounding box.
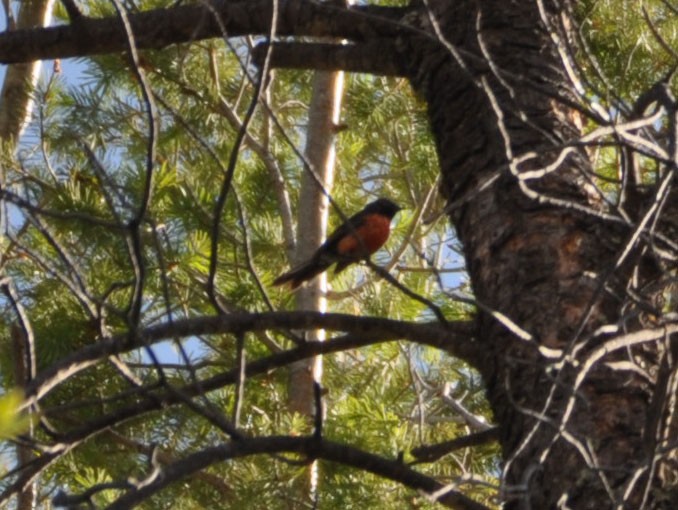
[109,432,233,495]
[104,436,491,510]
[53,481,133,508]
[25,313,476,407]
[0,0,414,64]
[252,41,405,76]
[0,446,70,506]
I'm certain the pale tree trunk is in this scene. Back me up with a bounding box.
[287,69,344,415]
[286,68,345,507]
[0,0,55,142]
[0,3,56,509]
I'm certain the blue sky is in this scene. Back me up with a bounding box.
[0,8,192,366]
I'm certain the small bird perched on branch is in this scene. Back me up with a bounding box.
[273,198,402,289]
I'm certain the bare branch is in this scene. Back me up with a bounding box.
[25,313,475,406]
[367,260,448,323]
[0,0,414,64]
[411,428,500,464]
[40,328,473,452]
[206,1,276,313]
[110,0,159,331]
[59,0,83,22]
[103,436,491,510]
[53,481,133,508]
[1,278,36,382]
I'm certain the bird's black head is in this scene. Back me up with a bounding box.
[366,198,402,219]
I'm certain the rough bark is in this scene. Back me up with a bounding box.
[401,1,675,508]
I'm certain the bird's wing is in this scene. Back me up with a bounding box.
[320,208,367,252]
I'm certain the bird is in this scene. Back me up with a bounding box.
[273,198,402,289]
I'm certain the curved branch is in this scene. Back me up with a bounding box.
[104,436,491,510]
[50,332,447,443]
[411,427,500,464]
[25,312,476,406]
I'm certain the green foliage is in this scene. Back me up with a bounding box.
[0,1,491,507]
[575,0,676,204]
[577,0,677,100]
[0,390,29,439]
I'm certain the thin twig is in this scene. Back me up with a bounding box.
[1,278,36,382]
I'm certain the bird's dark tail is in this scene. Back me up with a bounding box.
[273,256,331,289]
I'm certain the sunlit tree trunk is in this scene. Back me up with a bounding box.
[286,68,345,506]
[0,0,55,142]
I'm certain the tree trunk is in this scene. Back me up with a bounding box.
[0,0,55,142]
[286,70,343,416]
[1,4,56,509]
[286,68,345,507]
[406,0,675,508]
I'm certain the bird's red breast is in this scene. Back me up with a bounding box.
[336,213,392,257]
